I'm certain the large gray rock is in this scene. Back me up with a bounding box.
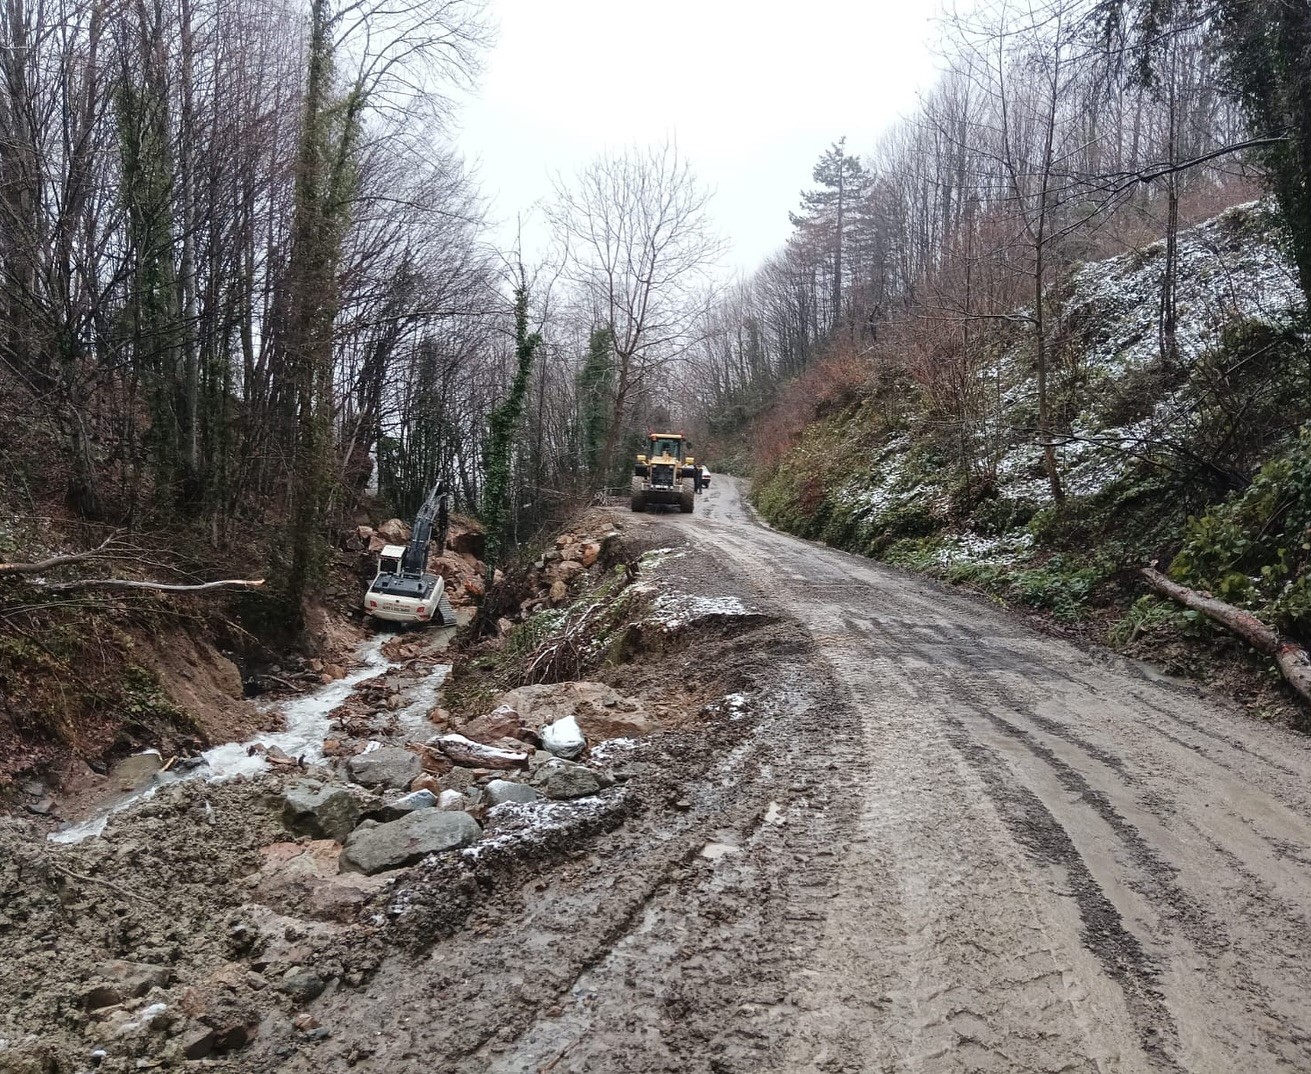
[339,809,481,875]
[542,771,603,802]
[540,715,586,759]
[372,789,438,821]
[485,779,540,806]
[283,782,361,841]
[346,747,422,789]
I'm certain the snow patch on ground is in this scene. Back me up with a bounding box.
[588,737,637,763]
[650,594,751,630]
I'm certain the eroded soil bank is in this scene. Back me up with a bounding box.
[0,509,801,1074]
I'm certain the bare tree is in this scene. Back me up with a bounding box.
[550,141,726,482]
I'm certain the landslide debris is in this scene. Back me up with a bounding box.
[0,509,783,1073]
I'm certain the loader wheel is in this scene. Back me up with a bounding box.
[630,493,646,512]
[679,489,695,514]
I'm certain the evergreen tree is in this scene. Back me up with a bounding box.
[481,273,542,592]
[788,137,872,332]
[577,326,614,482]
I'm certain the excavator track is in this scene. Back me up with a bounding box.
[436,591,457,627]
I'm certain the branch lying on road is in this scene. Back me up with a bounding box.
[1141,567,1311,705]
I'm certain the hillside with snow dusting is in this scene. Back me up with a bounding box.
[753,201,1311,656]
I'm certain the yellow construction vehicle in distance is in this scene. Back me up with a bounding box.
[631,432,697,514]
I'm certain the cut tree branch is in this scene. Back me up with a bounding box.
[1141,568,1311,705]
[39,578,266,594]
[0,533,121,576]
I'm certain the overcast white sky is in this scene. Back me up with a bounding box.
[453,0,948,277]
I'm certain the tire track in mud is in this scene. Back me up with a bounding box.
[936,711,1183,1071]
[261,480,1311,1073]
[684,479,1311,1072]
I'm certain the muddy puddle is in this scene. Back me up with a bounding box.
[49,628,454,844]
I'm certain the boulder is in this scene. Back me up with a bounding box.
[552,560,586,583]
[540,714,586,759]
[579,542,601,568]
[378,518,410,543]
[430,553,476,585]
[460,704,527,745]
[180,1023,218,1060]
[372,789,438,821]
[282,782,361,842]
[542,771,603,802]
[346,747,422,789]
[549,579,568,605]
[339,810,482,875]
[410,773,442,794]
[278,968,326,1004]
[485,779,540,806]
[251,840,387,923]
[499,682,653,742]
[449,529,486,558]
[437,789,467,810]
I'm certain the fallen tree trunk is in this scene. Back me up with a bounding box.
[38,577,265,594]
[0,533,121,576]
[1141,567,1311,705]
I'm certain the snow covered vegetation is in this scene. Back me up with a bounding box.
[754,202,1311,657]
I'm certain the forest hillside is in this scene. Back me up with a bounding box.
[751,201,1311,716]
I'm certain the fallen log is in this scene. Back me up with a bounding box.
[1141,567,1311,705]
[0,533,122,576]
[433,733,529,770]
[39,577,265,594]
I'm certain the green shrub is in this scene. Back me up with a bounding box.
[1171,423,1311,638]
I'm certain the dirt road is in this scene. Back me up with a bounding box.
[255,478,1311,1074]
[666,477,1311,1073]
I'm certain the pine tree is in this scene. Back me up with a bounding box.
[788,138,872,332]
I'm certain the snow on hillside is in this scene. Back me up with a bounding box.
[827,202,1306,566]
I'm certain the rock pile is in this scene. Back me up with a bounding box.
[347,515,500,610]
[254,674,641,883]
[521,530,617,614]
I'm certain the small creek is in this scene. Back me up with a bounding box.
[49,630,453,845]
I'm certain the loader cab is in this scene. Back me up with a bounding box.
[646,434,693,466]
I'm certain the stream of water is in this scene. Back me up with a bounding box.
[47,634,434,845]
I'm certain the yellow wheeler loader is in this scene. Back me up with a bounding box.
[631,432,696,514]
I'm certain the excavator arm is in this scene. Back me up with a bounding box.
[401,483,449,574]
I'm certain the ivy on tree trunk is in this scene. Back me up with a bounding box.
[481,274,542,599]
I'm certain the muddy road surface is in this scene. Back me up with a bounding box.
[9,481,1311,1074]
[261,480,1311,1073]
[629,477,1311,1073]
